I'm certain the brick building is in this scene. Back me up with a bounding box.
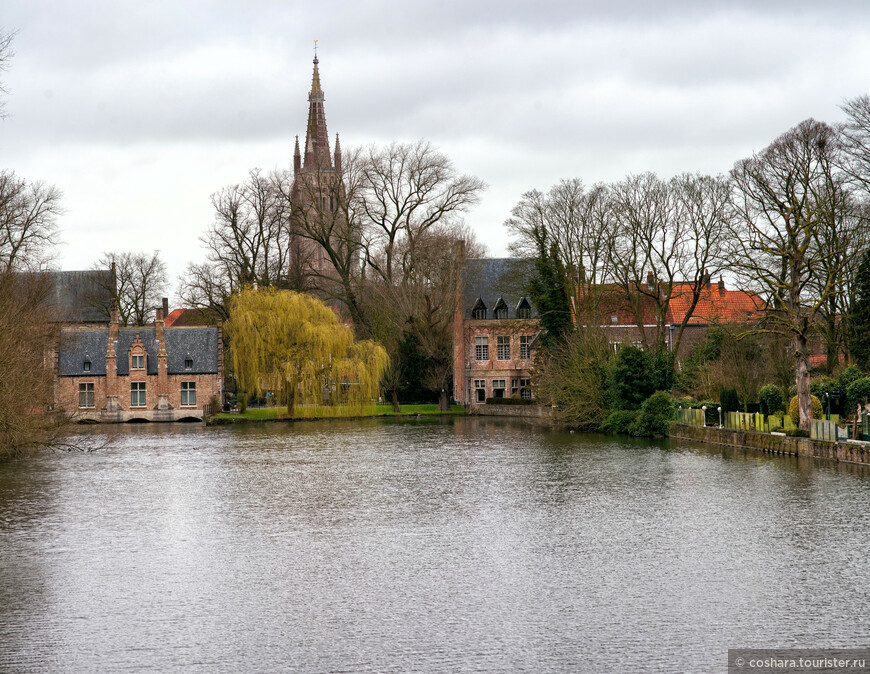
[452,258,541,408]
[55,305,223,422]
[579,276,765,359]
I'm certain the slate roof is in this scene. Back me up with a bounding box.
[57,326,220,376]
[57,330,109,376]
[461,258,538,320]
[164,328,220,374]
[46,270,114,323]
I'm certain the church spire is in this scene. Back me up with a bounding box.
[293,135,301,173]
[303,49,332,171]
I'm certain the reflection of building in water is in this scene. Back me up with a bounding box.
[290,53,346,278]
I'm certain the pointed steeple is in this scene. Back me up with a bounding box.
[334,133,342,173]
[293,135,301,173]
[303,53,332,171]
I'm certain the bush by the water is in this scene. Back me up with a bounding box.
[758,384,785,416]
[629,391,676,438]
[600,410,638,435]
[719,387,740,413]
[846,377,870,415]
[788,394,823,424]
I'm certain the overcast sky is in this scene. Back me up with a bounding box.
[3,1,870,301]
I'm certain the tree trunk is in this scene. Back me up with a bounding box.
[794,332,811,430]
[439,388,449,412]
[390,388,400,414]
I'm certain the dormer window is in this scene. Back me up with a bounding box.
[83,360,91,372]
[184,358,193,370]
[516,298,531,320]
[493,299,508,320]
[471,299,487,320]
[132,355,144,369]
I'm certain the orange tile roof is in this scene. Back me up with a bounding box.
[666,282,765,325]
[164,308,185,327]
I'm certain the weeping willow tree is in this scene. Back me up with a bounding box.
[226,287,389,416]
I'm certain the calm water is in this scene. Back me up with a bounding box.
[1,417,868,673]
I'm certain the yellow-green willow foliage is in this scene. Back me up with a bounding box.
[226,287,389,415]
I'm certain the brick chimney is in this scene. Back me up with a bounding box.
[647,271,655,290]
[162,297,169,319]
[718,276,726,296]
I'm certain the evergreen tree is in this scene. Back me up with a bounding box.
[527,227,572,345]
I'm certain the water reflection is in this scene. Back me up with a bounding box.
[1,418,868,673]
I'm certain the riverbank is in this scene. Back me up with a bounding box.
[671,423,870,466]
[207,403,466,425]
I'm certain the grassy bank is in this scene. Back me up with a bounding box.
[208,403,466,425]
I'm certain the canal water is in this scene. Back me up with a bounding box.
[0,417,868,673]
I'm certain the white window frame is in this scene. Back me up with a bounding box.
[519,335,531,360]
[181,381,197,407]
[492,379,506,398]
[475,336,489,361]
[78,382,95,408]
[131,354,144,369]
[131,381,146,407]
[497,335,510,360]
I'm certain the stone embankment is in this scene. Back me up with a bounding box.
[671,423,870,466]
[474,404,553,420]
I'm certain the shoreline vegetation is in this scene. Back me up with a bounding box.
[208,403,466,425]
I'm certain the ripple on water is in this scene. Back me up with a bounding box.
[1,417,868,673]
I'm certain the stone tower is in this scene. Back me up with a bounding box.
[290,53,345,277]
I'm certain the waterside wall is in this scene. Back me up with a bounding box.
[474,404,553,420]
[671,423,870,466]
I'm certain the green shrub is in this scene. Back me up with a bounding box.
[787,394,822,424]
[238,393,248,414]
[607,346,655,410]
[836,365,864,391]
[719,387,740,413]
[846,377,870,415]
[785,428,810,438]
[600,410,638,435]
[758,384,785,416]
[630,391,676,438]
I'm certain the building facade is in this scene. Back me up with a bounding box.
[452,258,540,409]
[55,306,223,422]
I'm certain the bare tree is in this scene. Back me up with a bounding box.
[282,148,368,328]
[0,272,70,456]
[730,118,851,429]
[603,172,731,355]
[0,170,63,272]
[840,95,870,192]
[94,250,168,326]
[203,168,293,289]
[0,29,15,119]
[357,140,486,286]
